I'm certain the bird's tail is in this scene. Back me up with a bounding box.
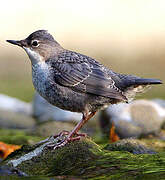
[123,77,162,102]
[130,78,162,86]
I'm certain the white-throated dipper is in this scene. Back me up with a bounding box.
[7,30,162,148]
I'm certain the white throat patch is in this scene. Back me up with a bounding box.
[24,47,43,64]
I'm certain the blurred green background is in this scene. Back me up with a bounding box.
[0,0,164,102]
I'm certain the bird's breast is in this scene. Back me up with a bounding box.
[31,62,86,112]
[32,62,53,98]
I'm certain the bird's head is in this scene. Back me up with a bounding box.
[7,30,62,64]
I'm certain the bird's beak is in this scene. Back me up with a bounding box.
[6,39,27,47]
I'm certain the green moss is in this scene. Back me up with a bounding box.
[0,129,26,136]
[0,129,43,145]
[0,135,42,145]
[2,136,165,179]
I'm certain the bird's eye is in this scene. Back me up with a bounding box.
[31,40,39,47]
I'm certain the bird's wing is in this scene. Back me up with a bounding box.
[47,51,126,100]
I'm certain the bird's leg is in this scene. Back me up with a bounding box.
[68,111,97,138]
[51,111,96,149]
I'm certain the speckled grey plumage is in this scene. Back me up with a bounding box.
[32,48,161,114]
[7,30,162,116]
[32,57,116,113]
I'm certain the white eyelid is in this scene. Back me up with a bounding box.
[31,40,40,47]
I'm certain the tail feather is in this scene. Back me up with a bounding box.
[111,72,162,89]
[122,78,162,102]
[134,78,162,85]
[111,72,162,102]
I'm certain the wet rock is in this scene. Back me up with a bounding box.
[0,109,36,129]
[3,137,101,177]
[32,93,82,122]
[100,100,165,138]
[0,165,27,177]
[2,136,165,179]
[104,138,156,154]
[0,94,32,116]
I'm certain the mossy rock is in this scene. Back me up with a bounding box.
[104,138,156,154]
[1,136,165,179]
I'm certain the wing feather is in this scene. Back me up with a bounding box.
[46,51,126,100]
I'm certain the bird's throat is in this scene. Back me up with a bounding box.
[24,47,43,64]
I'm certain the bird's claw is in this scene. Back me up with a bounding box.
[52,136,82,149]
[53,130,70,138]
[47,131,87,149]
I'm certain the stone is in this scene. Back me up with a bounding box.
[0,165,27,177]
[0,109,36,130]
[104,138,156,154]
[100,99,165,138]
[0,94,32,116]
[2,136,165,179]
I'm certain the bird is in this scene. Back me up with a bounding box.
[7,30,162,148]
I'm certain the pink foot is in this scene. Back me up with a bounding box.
[48,131,87,149]
[53,135,86,149]
[53,130,70,138]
